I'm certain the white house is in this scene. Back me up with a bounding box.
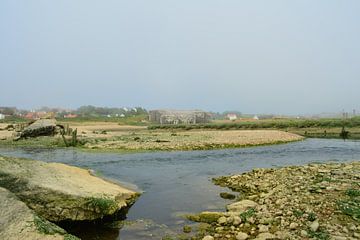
[0,113,5,120]
[226,113,237,121]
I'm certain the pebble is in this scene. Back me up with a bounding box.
[258,224,269,233]
[227,216,234,224]
[300,230,308,237]
[289,222,298,229]
[331,236,347,240]
[255,232,275,239]
[275,231,290,239]
[218,216,227,225]
[309,220,319,232]
[236,232,249,240]
[215,227,224,232]
[202,236,214,240]
[233,216,242,225]
[248,217,255,224]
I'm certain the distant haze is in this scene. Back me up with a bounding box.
[1,1,359,115]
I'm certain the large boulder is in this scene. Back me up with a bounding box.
[0,187,76,240]
[18,119,57,139]
[0,155,140,222]
[226,200,258,213]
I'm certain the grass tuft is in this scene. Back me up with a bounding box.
[85,197,118,214]
[307,228,330,240]
[337,199,360,221]
[64,234,81,240]
[33,215,66,235]
[346,189,360,198]
[240,208,256,222]
[307,212,317,221]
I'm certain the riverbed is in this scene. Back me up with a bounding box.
[1,138,360,239]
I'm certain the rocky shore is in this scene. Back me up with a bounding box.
[0,155,140,239]
[186,161,360,240]
[0,187,78,240]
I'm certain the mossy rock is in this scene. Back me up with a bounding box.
[186,212,224,224]
[0,155,140,222]
[219,192,236,200]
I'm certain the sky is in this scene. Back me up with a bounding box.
[0,1,359,114]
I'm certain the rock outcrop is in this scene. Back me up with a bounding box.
[18,119,57,139]
[0,155,140,222]
[0,187,77,240]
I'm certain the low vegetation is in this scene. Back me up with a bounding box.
[59,114,149,125]
[85,197,118,214]
[148,118,360,139]
[33,215,67,235]
[150,117,360,130]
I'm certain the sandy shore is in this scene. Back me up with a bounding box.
[82,129,304,151]
[0,121,304,151]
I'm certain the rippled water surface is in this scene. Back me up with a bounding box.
[1,139,360,239]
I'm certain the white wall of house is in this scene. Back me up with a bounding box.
[0,114,5,120]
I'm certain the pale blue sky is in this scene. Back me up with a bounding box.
[1,1,359,114]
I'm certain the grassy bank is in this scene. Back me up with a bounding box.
[148,118,360,130]
[289,127,360,139]
[58,114,148,126]
[149,118,360,140]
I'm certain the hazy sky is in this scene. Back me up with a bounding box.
[1,1,359,114]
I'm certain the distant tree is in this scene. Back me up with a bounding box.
[0,107,17,115]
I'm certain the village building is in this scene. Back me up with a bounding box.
[149,110,211,125]
[0,113,5,120]
[226,113,237,121]
[63,113,78,118]
[25,111,54,120]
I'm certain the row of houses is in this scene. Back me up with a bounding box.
[148,110,263,125]
[149,110,211,125]
[226,113,259,121]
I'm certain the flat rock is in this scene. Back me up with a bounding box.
[226,200,258,213]
[0,155,140,222]
[0,187,74,240]
[187,211,224,224]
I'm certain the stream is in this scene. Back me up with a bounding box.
[1,138,360,239]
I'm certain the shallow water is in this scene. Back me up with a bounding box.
[1,138,360,239]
